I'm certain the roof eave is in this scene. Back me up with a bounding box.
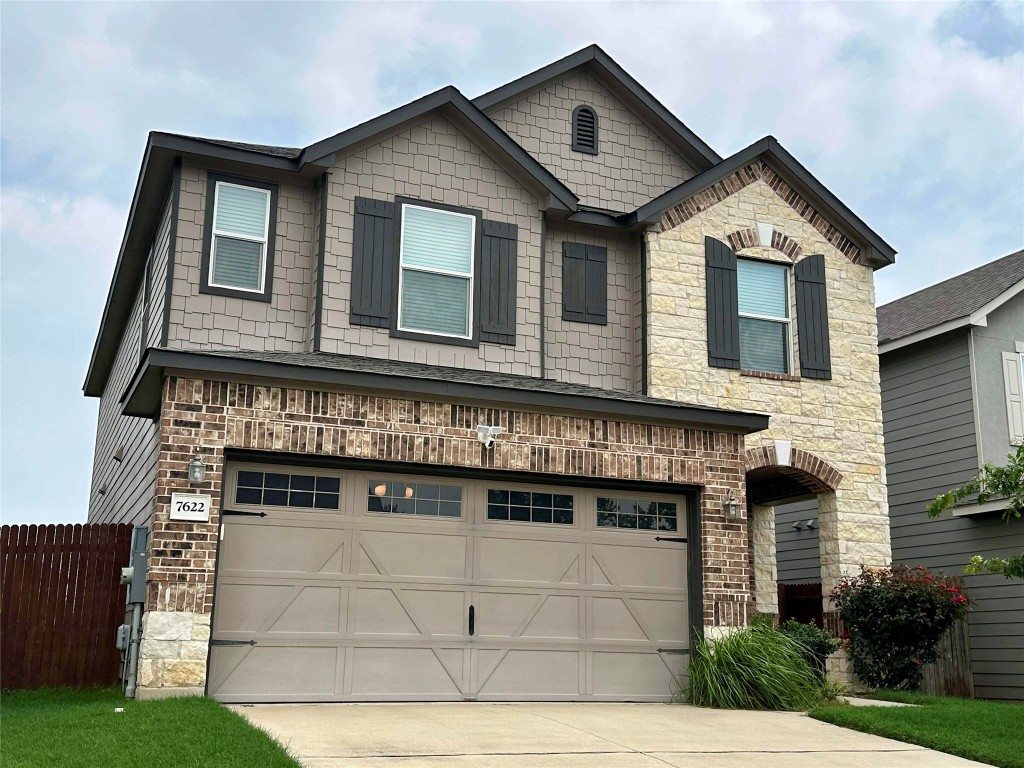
[123,349,770,435]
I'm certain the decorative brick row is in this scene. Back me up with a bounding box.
[744,444,843,494]
[661,160,860,264]
[771,230,803,260]
[151,376,753,627]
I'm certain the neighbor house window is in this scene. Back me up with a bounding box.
[397,204,475,339]
[200,173,277,302]
[737,259,791,374]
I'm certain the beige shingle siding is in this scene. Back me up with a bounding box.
[146,196,173,349]
[488,70,696,211]
[319,114,543,375]
[88,279,159,526]
[166,163,315,352]
[545,226,639,392]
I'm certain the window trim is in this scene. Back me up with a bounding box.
[200,172,278,303]
[390,197,483,347]
[571,105,599,155]
[737,257,793,375]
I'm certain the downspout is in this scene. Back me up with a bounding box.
[539,216,547,379]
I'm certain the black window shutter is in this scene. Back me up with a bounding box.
[480,219,518,345]
[350,197,396,328]
[562,242,607,324]
[705,236,741,369]
[795,254,832,380]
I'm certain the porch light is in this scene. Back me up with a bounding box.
[723,491,742,520]
[187,454,207,484]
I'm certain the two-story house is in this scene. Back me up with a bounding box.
[85,45,896,701]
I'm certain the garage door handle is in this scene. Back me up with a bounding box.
[468,605,475,636]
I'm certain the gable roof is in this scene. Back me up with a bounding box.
[632,136,897,268]
[473,44,721,172]
[878,250,1024,350]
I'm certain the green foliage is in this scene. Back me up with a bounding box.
[926,446,1024,580]
[809,692,1024,768]
[927,446,1023,523]
[779,619,840,678]
[686,624,827,710]
[830,565,971,691]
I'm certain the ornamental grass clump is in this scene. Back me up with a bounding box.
[830,565,971,691]
[687,624,825,710]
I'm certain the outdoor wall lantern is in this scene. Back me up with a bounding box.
[187,454,207,485]
[723,491,742,520]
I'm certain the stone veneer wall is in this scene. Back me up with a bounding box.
[138,375,751,695]
[645,162,892,606]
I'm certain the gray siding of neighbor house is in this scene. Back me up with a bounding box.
[486,69,696,212]
[318,114,545,374]
[546,225,640,392]
[88,279,160,527]
[971,295,1024,466]
[166,162,316,352]
[881,329,1024,700]
[775,499,821,584]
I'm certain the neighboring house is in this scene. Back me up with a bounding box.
[84,45,896,702]
[878,252,1024,701]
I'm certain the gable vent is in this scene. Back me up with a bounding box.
[572,105,598,155]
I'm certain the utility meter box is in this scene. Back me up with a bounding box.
[115,624,130,651]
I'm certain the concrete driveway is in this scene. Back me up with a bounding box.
[232,702,990,767]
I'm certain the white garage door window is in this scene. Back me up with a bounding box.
[207,464,690,703]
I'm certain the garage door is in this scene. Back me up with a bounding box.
[207,464,689,703]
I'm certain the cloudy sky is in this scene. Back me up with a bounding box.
[1,1,1022,525]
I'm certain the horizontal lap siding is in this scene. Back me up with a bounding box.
[147,196,172,349]
[775,499,821,583]
[881,330,1024,700]
[88,283,159,526]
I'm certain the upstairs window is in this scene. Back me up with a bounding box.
[737,259,790,374]
[397,203,476,339]
[201,174,277,302]
[571,105,598,155]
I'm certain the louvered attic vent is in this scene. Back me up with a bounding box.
[572,105,598,155]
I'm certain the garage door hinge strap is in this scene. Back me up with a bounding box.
[222,510,268,518]
[657,648,690,655]
[654,536,687,542]
[209,639,258,647]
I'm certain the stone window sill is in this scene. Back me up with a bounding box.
[740,369,801,382]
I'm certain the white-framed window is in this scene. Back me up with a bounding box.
[737,259,791,374]
[397,203,475,339]
[208,181,272,293]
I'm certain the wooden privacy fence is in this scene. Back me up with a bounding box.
[1,524,133,689]
[921,618,974,698]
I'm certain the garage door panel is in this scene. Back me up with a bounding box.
[591,543,687,590]
[592,651,683,698]
[476,649,580,697]
[359,530,467,579]
[354,587,465,637]
[351,647,466,696]
[222,523,348,576]
[631,597,688,643]
[210,645,339,699]
[592,597,647,641]
[477,537,580,585]
[476,593,581,640]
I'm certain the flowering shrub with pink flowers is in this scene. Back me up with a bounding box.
[830,565,971,690]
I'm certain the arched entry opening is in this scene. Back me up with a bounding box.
[744,444,842,624]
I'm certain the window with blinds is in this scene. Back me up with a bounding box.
[737,259,791,374]
[398,204,475,338]
[209,182,271,292]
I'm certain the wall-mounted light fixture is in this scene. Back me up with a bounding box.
[187,454,207,485]
[793,520,806,531]
[805,519,817,529]
[113,446,125,463]
[723,490,742,520]
[476,425,502,449]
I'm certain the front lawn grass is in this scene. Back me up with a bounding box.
[1,688,300,768]
[809,690,1024,768]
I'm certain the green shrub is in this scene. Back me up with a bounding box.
[687,624,825,710]
[779,619,840,678]
[830,565,971,691]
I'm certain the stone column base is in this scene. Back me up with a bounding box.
[137,610,211,698]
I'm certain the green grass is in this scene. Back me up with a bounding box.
[0,688,300,768]
[809,691,1024,768]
